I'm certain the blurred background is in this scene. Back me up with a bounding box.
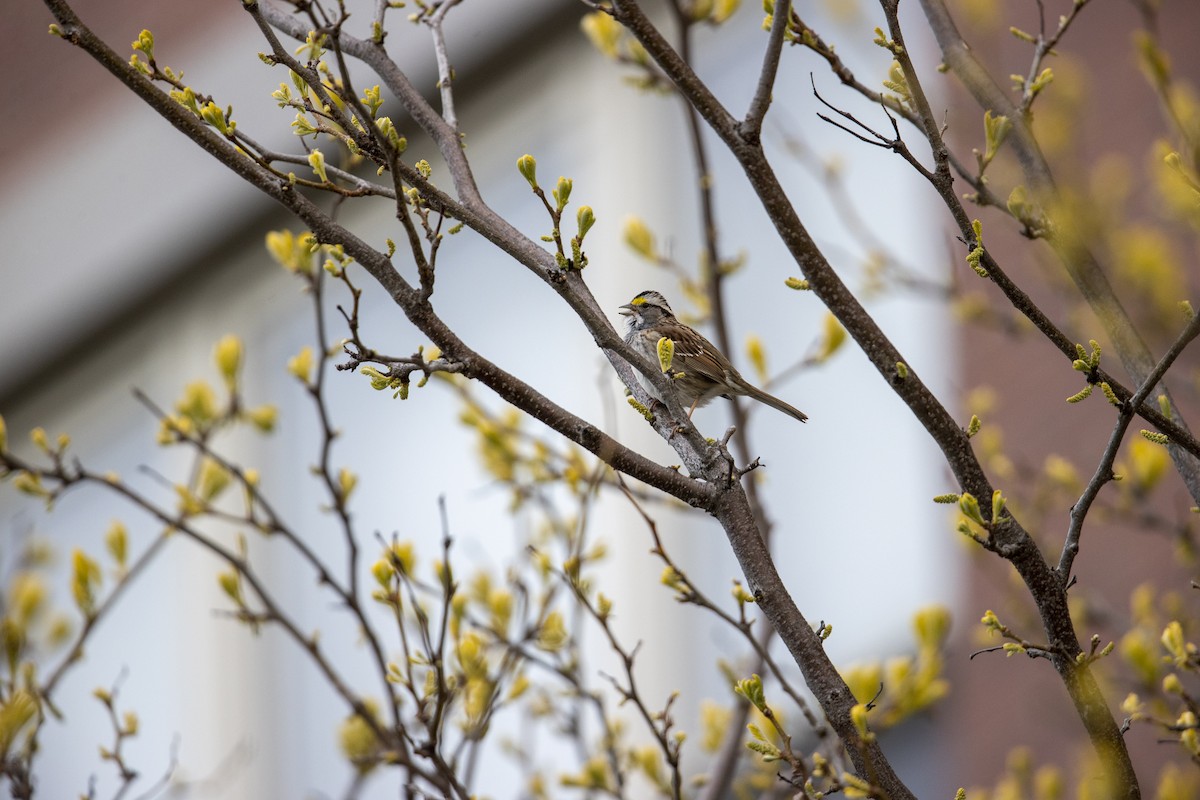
[5,0,1195,798]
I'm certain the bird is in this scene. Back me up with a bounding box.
[619,290,808,423]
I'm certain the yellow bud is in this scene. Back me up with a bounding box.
[516,154,538,189]
[507,673,530,700]
[623,216,656,259]
[0,690,38,758]
[12,472,48,499]
[912,605,951,649]
[816,312,846,362]
[338,467,357,502]
[105,521,128,569]
[197,457,232,502]
[580,11,622,58]
[308,148,329,183]
[850,702,874,741]
[288,346,314,384]
[745,334,767,383]
[660,566,684,590]
[0,413,7,451]
[30,427,49,452]
[177,381,218,426]
[71,548,102,616]
[958,492,984,526]
[1162,620,1192,666]
[9,574,46,624]
[535,611,567,651]
[576,205,596,239]
[217,570,241,603]
[457,632,487,677]
[712,0,741,23]
[1128,435,1169,492]
[489,589,513,633]
[733,673,765,709]
[246,405,277,433]
[463,676,491,722]
[338,704,381,771]
[371,559,393,588]
[389,541,415,575]
[553,175,573,209]
[214,335,243,388]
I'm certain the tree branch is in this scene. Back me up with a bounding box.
[742,0,790,140]
[1059,310,1200,581]
[917,0,1200,508]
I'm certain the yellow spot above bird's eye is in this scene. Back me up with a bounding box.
[631,297,647,305]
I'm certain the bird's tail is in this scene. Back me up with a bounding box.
[746,385,808,422]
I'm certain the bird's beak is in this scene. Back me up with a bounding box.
[618,304,633,316]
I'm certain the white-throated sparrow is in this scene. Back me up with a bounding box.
[619,290,808,423]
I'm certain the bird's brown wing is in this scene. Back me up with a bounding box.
[660,324,736,386]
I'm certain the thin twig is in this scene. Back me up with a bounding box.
[742,0,790,139]
[1059,311,1200,581]
[423,0,464,132]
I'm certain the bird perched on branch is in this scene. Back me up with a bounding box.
[619,290,808,423]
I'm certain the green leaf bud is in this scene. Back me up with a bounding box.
[733,674,766,711]
[966,414,981,437]
[553,176,572,209]
[131,29,154,58]
[958,492,984,525]
[516,154,537,189]
[576,205,596,239]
